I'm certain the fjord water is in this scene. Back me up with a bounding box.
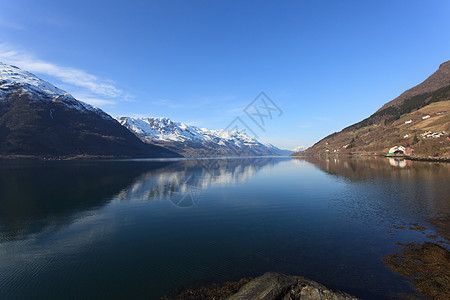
[0,157,448,299]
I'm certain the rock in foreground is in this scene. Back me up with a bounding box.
[163,272,357,300]
[228,272,357,300]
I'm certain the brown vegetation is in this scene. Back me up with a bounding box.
[295,100,450,157]
[293,61,450,158]
[384,242,450,300]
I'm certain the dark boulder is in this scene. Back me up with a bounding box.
[228,272,357,300]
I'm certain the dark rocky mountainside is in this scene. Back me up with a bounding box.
[294,60,450,157]
[0,63,179,158]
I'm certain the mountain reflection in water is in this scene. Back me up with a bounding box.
[294,156,450,299]
[0,157,448,300]
[294,156,450,234]
[114,158,276,207]
[0,158,285,239]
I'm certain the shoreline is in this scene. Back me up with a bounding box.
[0,154,182,161]
[163,241,450,300]
[2,153,449,163]
[0,154,288,161]
[291,153,450,163]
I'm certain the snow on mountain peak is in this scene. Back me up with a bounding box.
[0,62,67,98]
[115,116,206,142]
[292,145,307,152]
[0,62,112,120]
[115,116,256,143]
[115,116,286,156]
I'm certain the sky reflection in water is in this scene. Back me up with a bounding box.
[0,157,448,299]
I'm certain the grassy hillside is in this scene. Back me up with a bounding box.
[294,98,450,157]
[293,61,450,158]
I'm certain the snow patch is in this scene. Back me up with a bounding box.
[115,116,286,155]
[0,62,113,120]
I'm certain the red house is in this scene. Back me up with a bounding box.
[404,147,414,155]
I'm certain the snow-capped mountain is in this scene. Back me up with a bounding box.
[0,63,111,120]
[0,63,178,158]
[0,62,287,158]
[292,145,308,153]
[263,143,294,156]
[116,116,290,157]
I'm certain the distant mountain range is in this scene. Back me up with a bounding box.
[115,116,292,157]
[0,63,289,158]
[294,60,450,157]
[291,145,307,152]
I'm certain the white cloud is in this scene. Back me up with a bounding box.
[151,95,236,111]
[0,43,125,107]
[151,99,183,109]
[0,17,24,30]
[315,116,332,122]
[71,95,117,107]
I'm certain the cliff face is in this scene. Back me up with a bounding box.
[294,61,450,157]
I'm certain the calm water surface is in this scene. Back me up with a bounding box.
[0,157,449,299]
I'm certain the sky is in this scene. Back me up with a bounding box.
[0,0,449,150]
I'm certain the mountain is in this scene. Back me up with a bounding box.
[0,63,179,158]
[115,116,290,157]
[292,145,307,152]
[293,61,450,157]
[262,143,293,156]
[377,61,450,112]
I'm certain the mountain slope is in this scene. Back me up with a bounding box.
[0,63,179,158]
[377,61,450,112]
[294,61,450,157]
[262,143,293,156]
[116,116,290,157]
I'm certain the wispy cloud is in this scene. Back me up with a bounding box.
[70,94,117,107]
[0,17,24,30]
[0,44,126,107]
[151,99,183,109]
[152,95,237,111]
[315,116,332,122]
[297,123,313,129]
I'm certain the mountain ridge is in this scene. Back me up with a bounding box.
[377,60,450,112]
[116,116,291,157]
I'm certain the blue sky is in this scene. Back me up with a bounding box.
[0,0,449,149]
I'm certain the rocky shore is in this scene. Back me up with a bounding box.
[162,272,358,300]
[291,153,450,163]
[406,155,450,163]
